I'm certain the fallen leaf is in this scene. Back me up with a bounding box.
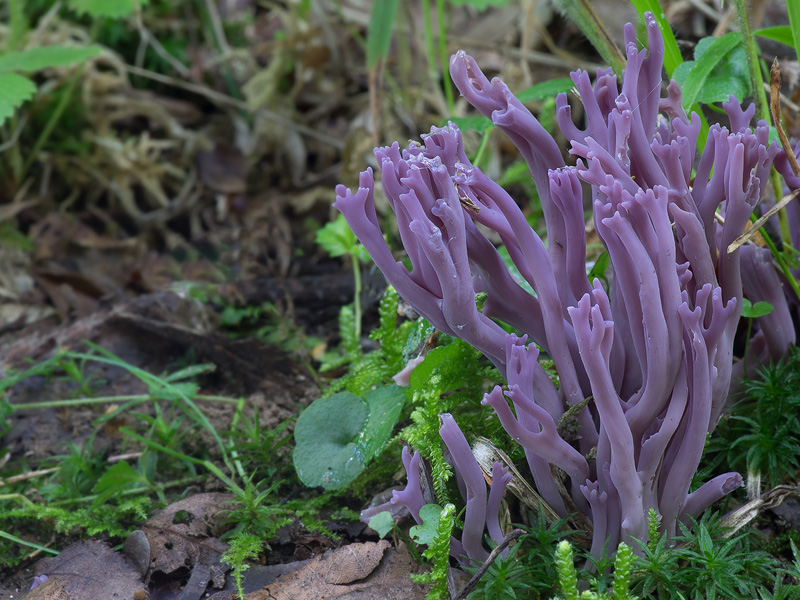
[244,541,428,600]
[141,492,232,599]
[25,539,145,600]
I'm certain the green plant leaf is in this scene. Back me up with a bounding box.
[410,504,443,545]
[753,26,794,46]
[292,392,369,490]
[366,0,399,70]
[0,46,102,73]
[66,0,148,18]
[674,33,746,109]
[0,72,35,126]
[408,342,476,392]
[163,363,216,382]
[587,250,610,283]
[516,78,574,102]
[741,298,774,318]
[368,511,395,538]
[356,385,404,463]
[446,115,493,134]
[91,461,146,508]
[316,214,359,259]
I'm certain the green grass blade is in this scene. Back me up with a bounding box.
[71,344,234,470]
[788,0,800,57]
[629,0,683,76]
[119,427,243,494]
[552,0,626,75]
[366,0,399,70]
[0,530,59,555]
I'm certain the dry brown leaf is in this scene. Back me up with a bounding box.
[138,493,233,599]
[142,492,232,572]
[244,541,428,600]
[25,540,146,600]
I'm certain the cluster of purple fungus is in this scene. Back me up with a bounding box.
[336,13,787,561]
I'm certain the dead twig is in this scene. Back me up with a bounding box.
[727,189,800,254]
[0,467,60,487]
[720,485,800,537]
[770,58,800,177]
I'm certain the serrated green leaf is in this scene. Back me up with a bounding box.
[356,385,404,463]
[366,0,399,70]
[368,511,395,538]
[91,461,146,508]
[66,0,148,18]
[753,26,794,47]
[676,33,744,109]
[316,214,359,258]
[0,72,35,126]
[0,46,102,73]
[408,340,483,396]
[516,78,574,103]
[293,392,369,490]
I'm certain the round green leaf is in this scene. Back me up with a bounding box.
[410,504,444,545]
[293,392,369,490]
[356,385,405,464]
[368,511,395,539]
[741,298,774,319]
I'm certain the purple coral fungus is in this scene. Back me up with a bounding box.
[342,12,781,559]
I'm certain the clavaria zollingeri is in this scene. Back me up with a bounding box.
[337,13,783,560]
